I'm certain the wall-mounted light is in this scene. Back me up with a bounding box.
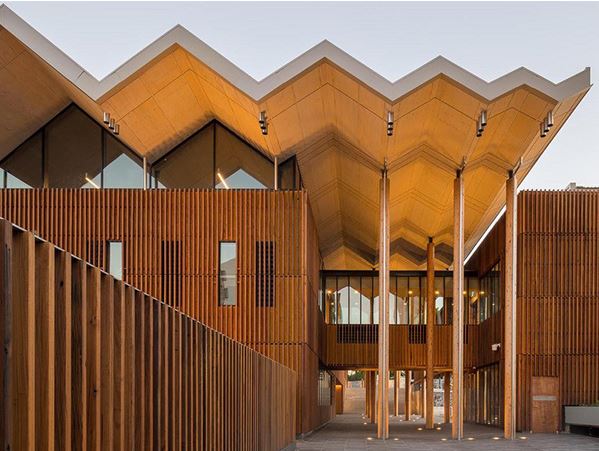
[109,117,115,130]
[386,111,394,136]
[103,112,111,124]
[217,171,229,189]
[476,110,488,137]
[546,110,554,128]
[540,122,547,138]
[113,123,120,135]
[259,111,268,135]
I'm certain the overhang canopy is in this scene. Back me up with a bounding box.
[0,5,591,270]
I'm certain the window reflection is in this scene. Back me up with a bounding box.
[0,132,43,188]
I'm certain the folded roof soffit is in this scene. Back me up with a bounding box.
[0,5,592,268]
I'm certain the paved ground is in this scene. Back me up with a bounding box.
[297,414,599,450]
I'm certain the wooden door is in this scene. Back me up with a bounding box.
[335,384,344,414]
[531,376,560,433]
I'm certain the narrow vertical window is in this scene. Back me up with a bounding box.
[107,241,123,280]
[219,242,237,306]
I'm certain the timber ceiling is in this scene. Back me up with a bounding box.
[0,6,591,270]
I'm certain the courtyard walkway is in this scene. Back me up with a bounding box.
[297,413,599,450]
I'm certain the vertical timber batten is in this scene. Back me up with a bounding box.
[377,166,390,439]
[426,238,435,429]
[504,173,517,439]
[452,170,464,440]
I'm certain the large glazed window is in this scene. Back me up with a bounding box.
[215,124,273,189]
[0,131,43,188]
[46,106,103,188]
[151,124,214,189]
[0,104,144,189]
[103,134,144,188]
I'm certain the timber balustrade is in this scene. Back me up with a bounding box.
[0,218,296,451]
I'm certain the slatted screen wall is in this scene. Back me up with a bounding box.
[468,189,599,431]
[0,188,332,434]
[0,218,297,450]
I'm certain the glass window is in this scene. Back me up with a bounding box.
[152,124,214,189]
[336,277,350,324]
[408,277,421,324]
[444,277,453,324]
[107,241,123,280]
[397,277,409,324]
[434,276,445,324]
[215,124,273,189]
[360,276,373,324]
[372,276,379,324]
[0,131,43,188]
[324,277,337,324]
[349,277,361,324]
[104,134,144,188]
[219,242,237,306]
[389,276,398,325]
[46,106,102,189]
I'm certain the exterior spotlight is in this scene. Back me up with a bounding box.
[476,117,483,137]
[540,122,547,138]
[476,110,487,137]
[386,111,394,136]
[547,110,554,128]
[103,112,111,124]
[543,117,550,134]
[480,110,487,127]
[109,118,116,130]
[259,111,268,135]
[113,123,120,135]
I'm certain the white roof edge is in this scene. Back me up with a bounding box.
[0,4,591,103]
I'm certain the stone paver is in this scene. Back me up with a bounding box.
[297,414,599,450]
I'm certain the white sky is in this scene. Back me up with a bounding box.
[7,1,599,190]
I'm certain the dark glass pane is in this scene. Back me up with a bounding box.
[434,276,444,324]
[215,124,273,189]
[278,156,302,190]
[0,131,43,188]
[152,124,214,189]
[46,106,102,188]
[325,277,337,324]
[104,133,143,188]
[397,277,408,324]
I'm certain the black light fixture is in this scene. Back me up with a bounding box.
[259,111,268,135]
[476,110,488,137]
[386,111,394,136]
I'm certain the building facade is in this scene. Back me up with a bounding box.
[0,4,596,439]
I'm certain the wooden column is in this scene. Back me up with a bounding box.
[393,371,399,417]
[377,166,390,439]
[404,370,411,421]
[452,169,464,440]
[370,372,376,424]
[504,171,517,439]
[426,238,435,429]
[365,373,370,418]
[444,372,451,424]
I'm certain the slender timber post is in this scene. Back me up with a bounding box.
[405,370,411,421]
[504,170,517,439]
[370,372,376,424]
[394,371,399,416]
[444,372,451,423]
[274,156,278,190]
[426,238,435,429]
[377,163,390,439]
[452,168,464,440]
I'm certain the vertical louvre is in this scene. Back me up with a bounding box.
[161,240,182,308]
[256,241,275,307]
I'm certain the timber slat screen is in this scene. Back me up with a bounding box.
[0,188,333,434]
[468,189,599,431]
[0,218,296,450]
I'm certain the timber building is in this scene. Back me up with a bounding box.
[0,5,597,447]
